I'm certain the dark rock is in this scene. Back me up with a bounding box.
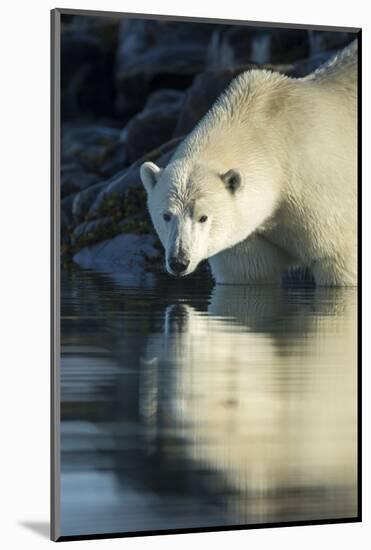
[62,123,126,179]
[65,14,120,51]
[114,18,227,117]
[61,167,100,198]
[70,213,155,260]
[61,193,77,238]
[99,141,128,177]
[76,144,115,173]
[145,89,183,110]
[62,124,121,152]
[62,123,120,164]
[88,168,139,216]
[72,217,114,241]
[72,180,108,221]
[73,233,160,274]
[264,29,311,64]
[61,15,119,120]
[122,89,184,163]
[75,141,127,178]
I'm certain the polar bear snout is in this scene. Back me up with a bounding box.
[164,216,199,277]
[168,257,190,276]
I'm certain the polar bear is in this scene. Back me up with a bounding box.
[140,40,357,286]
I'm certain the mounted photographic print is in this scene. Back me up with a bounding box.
[51,8,361,542]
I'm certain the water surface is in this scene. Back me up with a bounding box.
[60,267,358,537]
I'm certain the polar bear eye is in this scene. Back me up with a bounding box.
[221,169,241,193]
[199,215,208,223]
[163,212,171,222]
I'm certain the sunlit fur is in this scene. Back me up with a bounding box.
[140,41,357,286]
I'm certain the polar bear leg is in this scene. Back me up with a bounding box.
[208,235,294,285]
[311,258,357,287]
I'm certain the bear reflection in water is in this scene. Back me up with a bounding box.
[141,285,357,522]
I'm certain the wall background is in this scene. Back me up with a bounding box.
[0,0,368,548]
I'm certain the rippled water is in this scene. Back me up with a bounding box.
[60,267,358,537]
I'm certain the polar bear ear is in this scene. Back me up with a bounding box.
[221,169,241,193]
[140,162,162,194]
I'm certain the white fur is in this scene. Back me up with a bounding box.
[141,41,357,286]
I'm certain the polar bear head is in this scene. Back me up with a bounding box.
[140,152,282,277]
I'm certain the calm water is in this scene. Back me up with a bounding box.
[60,267,358,537]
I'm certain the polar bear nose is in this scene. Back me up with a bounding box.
[169,258,190,275]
